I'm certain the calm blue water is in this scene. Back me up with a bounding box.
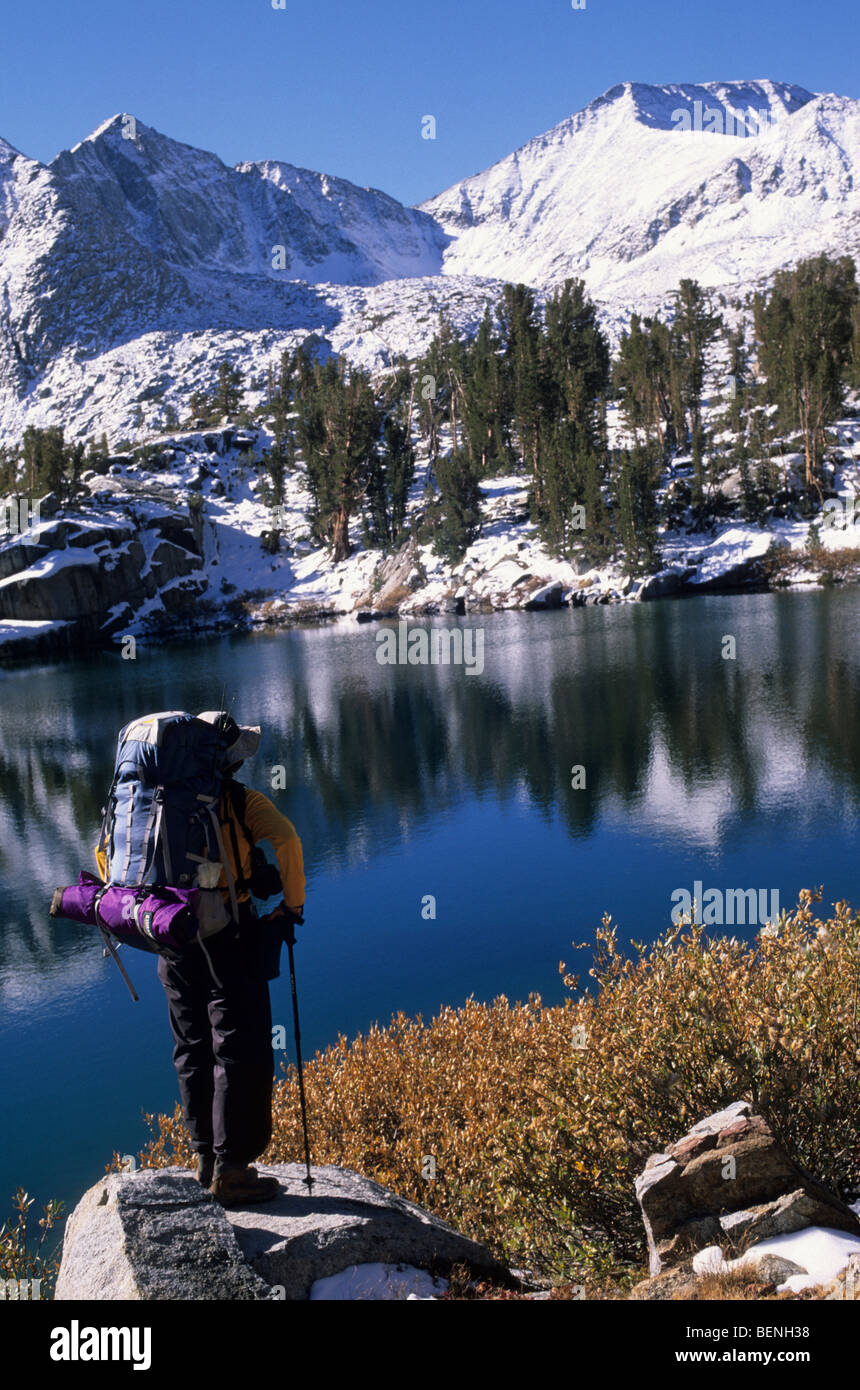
[1,589,859,1231]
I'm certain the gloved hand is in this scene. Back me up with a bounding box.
[258,901,304,980]
[280,903,303,946]
[261,900,304,946]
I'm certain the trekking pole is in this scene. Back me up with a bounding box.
[283,911,314,1193]
[97,924,139,1002]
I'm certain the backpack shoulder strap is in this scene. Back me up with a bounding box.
[223,780,254,893]
[227,779,252,836]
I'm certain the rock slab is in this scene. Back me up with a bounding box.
[229,1163,510,1299]
[55,1164,509,1301]
[635,1101,860,1277]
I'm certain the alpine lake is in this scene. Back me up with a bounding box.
[1,587,859,1221]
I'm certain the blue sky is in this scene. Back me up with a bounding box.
[2,0,858,206]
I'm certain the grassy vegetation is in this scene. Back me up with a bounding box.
[0,1190,64,1297]
[139,890,860,1291]
[766,540,860,586]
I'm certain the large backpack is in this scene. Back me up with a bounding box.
[98,711,240,919]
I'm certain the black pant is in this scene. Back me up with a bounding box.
[157,907,274,1165]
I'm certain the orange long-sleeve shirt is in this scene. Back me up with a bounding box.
[217,785,305,914]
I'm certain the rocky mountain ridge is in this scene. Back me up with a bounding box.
[2,80,860,443]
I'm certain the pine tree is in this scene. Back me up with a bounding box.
[189,389,211,425]
[294,357,382,562]
[670,279,723,451]
[264,350,298,509]
[736,442,761,522]
[362,364,416,550]
[532,279,611,555]
[611,443,661,574]
[431,448,483,563]
[544,279,610,444]
[748,396,779,504]
[460,307,510,475]
[20,426,79,503]
[851,298,860,389]
[754,254,859,489]
[498,283,545,493]
[614,313,652,443]
[416,314,462,468]
[381,368,416,545]
[614,313,677,454]
[215,361,244,420]
[537,420,579,555]
[724,327,749,436]
[0,444,18,496]
[663,281,722,514]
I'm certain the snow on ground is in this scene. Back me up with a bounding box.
[0,542,102,593]
[664,526,774,586]
[309,1262,448,1301]
[0,618,70,646]
[694,1227,860,1294]
[0,276,503,447]
[757,1228,860,1294]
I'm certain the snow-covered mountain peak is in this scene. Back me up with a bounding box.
[0,135,25,165]
[55,115,231,189]
[0,134,44,242]
[420,78,860,296]
[594,79,815,132]
[70,112,135,146]
[466,79,817,178]
[1,79,859,445]
[38,112,446,286]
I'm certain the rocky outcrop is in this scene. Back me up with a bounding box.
[635,566,697,602]
[227,1164,511,1299]
[54,1169,274,1301]
[635,1101,860,1279]
[685,544,775,593]
[55,1164,511,1301]
[0,541,146,623]
[355,538,427,614]
[0,504,204,651]
[523,579,565,611]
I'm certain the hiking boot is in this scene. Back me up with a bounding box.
[209,1162,280,1206]
[196,1153,215,1189]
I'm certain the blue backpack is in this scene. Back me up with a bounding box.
[98,711,240,918]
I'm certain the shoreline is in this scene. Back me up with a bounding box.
[3,418,859,668]
[0,564,850,667]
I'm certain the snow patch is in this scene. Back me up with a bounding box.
[309,1262,448,1301]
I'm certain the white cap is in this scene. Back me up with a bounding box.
[197,711,262,764]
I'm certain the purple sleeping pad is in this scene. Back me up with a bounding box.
[51,871,199,951]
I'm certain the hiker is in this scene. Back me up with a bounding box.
[85,710,306,1205]
[155,711,306,1205]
